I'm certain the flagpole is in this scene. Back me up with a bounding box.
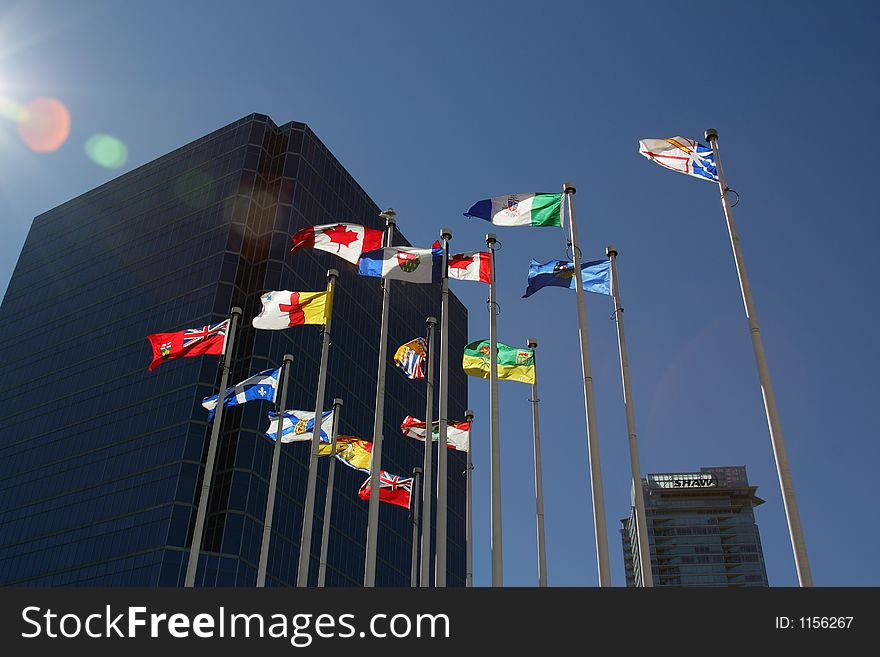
[527,339,548,587]
[464,408,474,588]
[704,129,813,586]
[420,316,437,587]
[317,397,343,588]
[184,307,242,587]
[410,466,422,587]
[486,231,503,587]
[296,268,338,587]
[563,182,612,587]
[256,353,294,587]
[435,227,452,588]
[605,246,653,588]
[364,209,396,587]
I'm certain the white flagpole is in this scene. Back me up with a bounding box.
[464,409,474,588]
[704,129,813,586]
[185,307,242,587]
[296,268,338,587]
[527,339,548,587]
[317,397,344,588]
[435,227,452,587]
[256,353,295,587]
[410,466,422,587]
[420,316,437,587]
[486,232,503,587]
[364,209,396,587]
[605,246,653,587]
[563,182,612,587]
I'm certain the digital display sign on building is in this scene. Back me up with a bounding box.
[647,473,717,489]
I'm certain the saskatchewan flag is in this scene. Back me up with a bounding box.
[462,340,535,384]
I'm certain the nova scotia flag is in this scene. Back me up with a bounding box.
[202,367,280,420]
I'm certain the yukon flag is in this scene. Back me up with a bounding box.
[252,290,329,330]
[400,416,471,452]
[357,470,413,509]
[290,223,384,264]
[638,136,718,182]
[463,193,562,227]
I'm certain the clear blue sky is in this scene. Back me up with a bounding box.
[1,0,877,586]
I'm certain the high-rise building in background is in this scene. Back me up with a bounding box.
[0,113,468,586]
[621,466,768,587]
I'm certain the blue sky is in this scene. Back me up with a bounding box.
[1,0,878,586]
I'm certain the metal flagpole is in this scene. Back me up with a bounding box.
[296,268,338,587]
[185,306,242,587]
[256,353,295,587]
[464,409,474,588]
[364,209,396,587]
[527,339,548,587]
[704,129,813,586]
[420,316,437,587]
[435,227,452,587]
[605,246,653,587]
[563,182,612,587]
[410,467,422,587]
[317,397,343,588]
[486,232,503,587]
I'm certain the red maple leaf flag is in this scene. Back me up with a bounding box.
[290,223,383,264]
[448,251,492,283]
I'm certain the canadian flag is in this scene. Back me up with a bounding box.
[448,251,491,283]
[290,223,384,264]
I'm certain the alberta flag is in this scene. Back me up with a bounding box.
[202,367,280,420]
[463,193,562,227]
[522,258,611,298]
[358,246,442,284]
[265,409,334,443]
[638,136,718,182]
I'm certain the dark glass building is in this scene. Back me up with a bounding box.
[620,466,769,587]
[0,113,468,586]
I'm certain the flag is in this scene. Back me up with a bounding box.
[252,290,329,330]
[358,246,442,284]
[265,409,334,443]
[400,416,471,452]
[394,337,428,379]
[522,258,611,298]
[463,193,562,227]
[146,319,229,371]
[290,223,384,264]
[638,136,718,182]
[462,340,535,384]
[201,367,280,420]
[448,251,491,283]
[318,436,373,473]
[357,470,413,509]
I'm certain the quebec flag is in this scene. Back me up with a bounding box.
[638,136,718,182]
[202,367,280,420]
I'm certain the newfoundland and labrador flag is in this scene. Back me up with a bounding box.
[358,470,413,509]
[463,193,562,227]
[290,223,384,264]
[638,136,718,182]
[265,409,334,443]
[147,319,228,371]
[400,416,471,452]
[252,290,329,330]
[358,246,442,284]
[463,340,536,384]
[522,258,611,298]
[202,367,280,420]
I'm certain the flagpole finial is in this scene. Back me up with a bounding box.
[485,232,497,246]
[605,245,618,258]
[231,306,243,317]
[283,353,294,365]
[413,466,423,476]
[563,182,576,194]
[704,128,718,143]
[333,397,343,407]
[327,268,338,280]
[426,316,437,327]
[440,227,452,241]
[465,409,474,421]
[379,208,396,224]
[527,338,538,349]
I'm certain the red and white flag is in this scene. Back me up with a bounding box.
[448,251,491,283]
[400,416,471,452]
[357,470,413,509]
[290,223,383,264]
[146,319,229,371]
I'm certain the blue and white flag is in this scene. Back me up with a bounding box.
[265,409,334,443]
[638,136,718,182]
[522,258,611,299]
[358,246,442,284]
[202,367,280,420]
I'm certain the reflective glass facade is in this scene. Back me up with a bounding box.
[620,466,768,587]
[0,113,468,586]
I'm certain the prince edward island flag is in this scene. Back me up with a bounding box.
[464,193,562,227]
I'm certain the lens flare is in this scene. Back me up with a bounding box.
[17,97,71,152]
[0,97,27,122]
[85,133,128,169]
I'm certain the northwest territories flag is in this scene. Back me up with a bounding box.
[265,409,334,443]
[463,193,562,227]
[358,246,442,284]
[201,367,280,420]
[638,136,718,182]
[522,258,611,298]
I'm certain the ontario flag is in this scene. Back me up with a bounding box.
[357,470,414,509]
[290,223,384,264]
[146,319,229,371]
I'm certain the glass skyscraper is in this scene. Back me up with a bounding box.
[0,113,468,587]
[620,466,769,587]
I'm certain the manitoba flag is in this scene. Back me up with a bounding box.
[448,251,491,283]
[290,223,383,264]
[358,470,413,509]
[146,319,228,371]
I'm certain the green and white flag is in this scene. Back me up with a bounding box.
[463,192,562,227]
[462,340,535,384]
